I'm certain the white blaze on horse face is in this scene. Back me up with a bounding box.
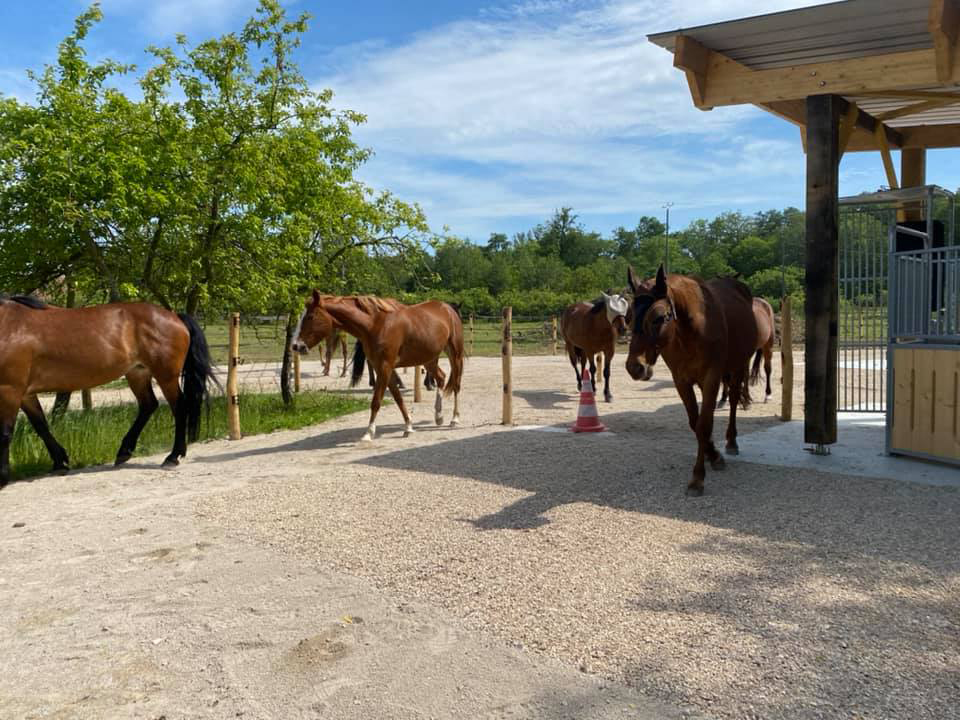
[291,308,308,353]
[605,293,629,325]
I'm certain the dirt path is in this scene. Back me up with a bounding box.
[3,354,958,719]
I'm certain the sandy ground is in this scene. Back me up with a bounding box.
[3,352,959,720]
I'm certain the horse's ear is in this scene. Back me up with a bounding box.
[654,265,668,297]
[627,266,641,294]
[312,289,321,306]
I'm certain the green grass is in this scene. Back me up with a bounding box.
[10,390,368,482]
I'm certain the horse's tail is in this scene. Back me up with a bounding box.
[177,313,218,443]
[750,348,763,385]
[445,303,465,396]
[350,340,366,388]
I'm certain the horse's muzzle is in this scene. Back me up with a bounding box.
[291,340,308,355]
[625,356,654,381]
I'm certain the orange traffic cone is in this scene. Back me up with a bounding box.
[571,367,607,433]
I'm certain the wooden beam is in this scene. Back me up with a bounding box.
[804,94,840,447]
[674,35,711,108]
[901,148,927,220]
[876,97,960,122]
[757,100,805,127]
[875,123,900,189]
[929,0,960,82]
[838,101,860,155]
[854,89,960,101]
[697,47,958,108]
[841,122,960,151]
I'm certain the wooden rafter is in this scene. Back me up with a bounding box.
[876,97,960,121]
[929,0,960,82]
[674,35,711,108]
[843,122,960,151]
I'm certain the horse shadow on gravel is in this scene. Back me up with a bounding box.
[353,405,960,719]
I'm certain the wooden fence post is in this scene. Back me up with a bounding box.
[781,295,794,422]
[227,312,242,440]
[502,306,513,425]
[469,314,475,355]
[81,389,93,410]
[551,316,558,355]
[414,365,423,402]
[293,351,301,393]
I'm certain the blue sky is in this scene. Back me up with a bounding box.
[2,1,959,242]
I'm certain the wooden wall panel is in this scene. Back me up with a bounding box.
[891,347,960,462]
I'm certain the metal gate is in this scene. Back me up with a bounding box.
[837,186,956,412]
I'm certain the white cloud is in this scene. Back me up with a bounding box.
[315,0,823,236]
[97,0,257,39]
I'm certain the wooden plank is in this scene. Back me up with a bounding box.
[701,47,955,109]
[674,35,711,107]
[929,0,960,82]
[900,148,927,221]
[932,348,960,460]
[891,348,915,453]
[780,296,793,421]
[844,123,960,152]
[875,123,900,189]
[804,94,840,446]
[912,347,936,456]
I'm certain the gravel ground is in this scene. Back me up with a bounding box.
[5,353,960,719]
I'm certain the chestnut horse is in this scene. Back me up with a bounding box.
[292,292,463,440]
[0,295,216,487]
[560,292,629,402]
[718,296,776,408]
[625,266,757,496]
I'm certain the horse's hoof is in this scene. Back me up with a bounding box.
[717,401,727,410]
[115,452,131,466]
[161,458,179,469]
[449,418,460,427]
[686,485,704,497]
[604,395,613,403]
[360,433,374,443]
[435,414,443,427]
[403,428,415,438]
[710,455,727,470]
[53,464,70,476]
[725,445,739,456]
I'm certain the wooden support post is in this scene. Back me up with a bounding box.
[780,295,794,422]
[81,389,93,410]
[414,365,423,402]
[502,307,513,425]
[227,312,241,440]
[551,316,558,355]
[805,94,840,447]
[901,148,927,221]
[293,351,301,393]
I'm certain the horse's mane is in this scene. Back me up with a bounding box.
[589,299,605,314]
[351,295,401,315]
[0,293,48,309]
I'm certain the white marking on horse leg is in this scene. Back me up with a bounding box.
[360,422,376,442]
[449,392,460,427]
[434,389,443,426]
[403,421,415,437]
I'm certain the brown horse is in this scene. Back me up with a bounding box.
[718,296,776,408]
[0,295,216,487]
[292,292,464,440]
[560,292,629,402]
[625,266,757,496]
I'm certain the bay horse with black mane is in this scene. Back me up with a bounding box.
[0,295,217,488]
[560,292,629,402]
[719,296,776,408]
[625,266,757,496]
[292,291,464,441]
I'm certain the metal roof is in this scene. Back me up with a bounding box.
[648,0,960,129]
[648,0,931,70]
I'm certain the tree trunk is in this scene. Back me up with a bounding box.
[51,279,78,420]
[280,314,296,406]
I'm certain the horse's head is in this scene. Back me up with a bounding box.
[625,264,675,381]
[601,291,629,337]
[291,289,336,354]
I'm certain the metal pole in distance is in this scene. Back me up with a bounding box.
[780,295,794,421]
[663,202,674,274]
[502,306,513,425]
[227,312,241,440]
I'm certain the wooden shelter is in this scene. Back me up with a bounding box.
[648,0,960,447]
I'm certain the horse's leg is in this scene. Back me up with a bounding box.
[717,379,728,409]
[367,360,376,388]
[362,360,392,442]
[588,353,597,393]
[153,372,186,467]
[674,381,706,495]
[0,387,23,487]
[425,359,444,425]
[322,338,333,376]
[602,347,613,402]
[115,369,160,465]
[20,394,69,473]
[764,345,774,401]
[566,342,581,390]
[340,336,349,377]
[725,372,744,456]
[386,374,414,437]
